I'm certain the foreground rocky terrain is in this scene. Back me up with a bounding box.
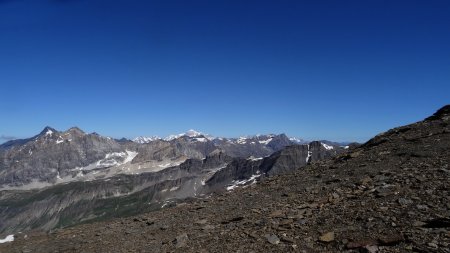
[1,105,449,252]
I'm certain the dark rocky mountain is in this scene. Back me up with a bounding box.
[1,105,448,252]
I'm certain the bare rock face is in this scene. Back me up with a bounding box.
[0,105,448,253]
[0,127,124,187]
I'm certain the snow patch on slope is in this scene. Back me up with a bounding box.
[321,142,334,150]
[236,137,247,144]
[306,144,312,163]
[74,150,138,171]
[0,234,14,244]
[258,138,273,145]
[226,172,261,191]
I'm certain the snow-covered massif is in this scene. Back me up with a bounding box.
[133,136,160,144]
[165,129,203,141]
[133,129,209,143]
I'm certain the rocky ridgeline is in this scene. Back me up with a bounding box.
[1,105,448,252]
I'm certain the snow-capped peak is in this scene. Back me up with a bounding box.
[164,129,210,141]
[133,136,161,144]
[185,129,202,137]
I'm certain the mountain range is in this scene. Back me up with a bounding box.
[0,127,346,234]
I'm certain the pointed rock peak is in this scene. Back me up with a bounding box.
[278,133,288,138]
[39,126,57,136]
[66,127,85,135]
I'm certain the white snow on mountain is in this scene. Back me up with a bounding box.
[164,129,212,141]
[185,129,202,137]
[236,137,247,144]
[73,150,138,171]
[226,172,261,191]
[0,234,14,244]
[258,137,273,145]
[289,137,306,144]
[193,137,207,142]
[133,136,161,144]
[321,142,334,150]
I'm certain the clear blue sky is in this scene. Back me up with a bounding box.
[0,0,449,143]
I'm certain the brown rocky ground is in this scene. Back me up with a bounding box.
[1,106,449,252]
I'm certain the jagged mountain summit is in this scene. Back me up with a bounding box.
[1,106,447,252]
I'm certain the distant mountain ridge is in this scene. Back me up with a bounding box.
[132,129,307,144]
[0,127,346,190]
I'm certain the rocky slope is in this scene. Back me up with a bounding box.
[1,105,448,252]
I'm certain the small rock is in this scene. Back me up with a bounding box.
[279,219,294,226]
[398,198,413,205]
[413,221,426,227]
[269,210,284,218]
[195,219,208,225]
[202,225,214,230]
[378,234,404,246]
[427,242,438,249]
[319,232,334,242]
[174,233,188,248]
[346,239,378,249]
[416,204,428,210]
[266,234,280,245]
[221,216,244,224]
[280,235,295,243]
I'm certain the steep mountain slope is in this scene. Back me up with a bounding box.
[1,105,448,252]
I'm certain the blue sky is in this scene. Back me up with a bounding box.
[0,0,449,143]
